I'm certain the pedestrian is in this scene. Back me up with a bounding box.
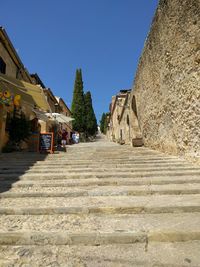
[75,132,80,144]
[61,129,68,148]
[72,132,76,144]
[57,129,62,147]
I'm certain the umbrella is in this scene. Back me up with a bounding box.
[32,109,49,121]
[45,113,74,123]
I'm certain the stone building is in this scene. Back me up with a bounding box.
[131,0,200,161]
[107,90,142,146]
[0,28,50,151]
[0,27,32,82]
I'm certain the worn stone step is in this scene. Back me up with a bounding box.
[1,176,200,188]
[0,156,188,162]
[1,165,199,174]
[0,205,200,215]
[2,183,200,197]
[0,170,200,181]
[0,195,199,213]
[0,159,188,168]
[0,242,200,267]
[0,231,147,245]
[0,212,199,234]
[0,162,192,171]
[0,163,197,171]
[0,230,200,246]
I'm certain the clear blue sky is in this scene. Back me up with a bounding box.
[1,0,158,122]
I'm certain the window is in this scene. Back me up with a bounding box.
[0,57,6,74]
[127,115,130,126]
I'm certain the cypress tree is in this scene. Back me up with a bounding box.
[103,113,109,134]
[84,91,98,136]
[100,113,106,133]
[71,69,86,132]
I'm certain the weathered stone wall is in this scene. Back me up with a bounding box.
[131,0,200,161]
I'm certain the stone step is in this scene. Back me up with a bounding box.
[2,183,200,197]
[0,160,188,168]
[0,242,200,267]
[0,153,184,161]
[0,195,199,213]
[0,205,199,215]
[0,161,191,170]
[0,162,196,170]
[1,165,199,174]
[0,170,200,180]
[0,212,199,234]
[1,176,200,187]
[0,230,200,246]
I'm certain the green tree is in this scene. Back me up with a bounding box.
[100,112,106,133]
[71,69,86,132]
[103,113,109,134]
[84,91,98,136]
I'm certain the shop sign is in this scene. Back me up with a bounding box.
[0,90,21,106]
[39,132,54,153]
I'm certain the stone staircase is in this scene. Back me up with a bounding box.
[0,137,200,266]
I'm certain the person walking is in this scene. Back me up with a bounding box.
[75,132,80,144]
[72,132,76,144]
[61,129,68,148]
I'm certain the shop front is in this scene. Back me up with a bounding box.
[0,73,50,152]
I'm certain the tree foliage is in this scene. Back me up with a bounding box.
[71,69,86,132]
[84,91,98,136]
[100,112,110,134]
[100,112,106,133]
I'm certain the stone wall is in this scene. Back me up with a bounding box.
[131,0,200,161]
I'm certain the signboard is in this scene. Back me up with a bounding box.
[39,132,54,153]
[0,90,21,106]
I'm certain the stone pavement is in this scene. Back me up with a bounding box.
[0,135,200,266]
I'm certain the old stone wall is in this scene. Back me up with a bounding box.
[131,0,200,161]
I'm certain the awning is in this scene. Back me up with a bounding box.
[0,73,50,111]
[45,113,74,123]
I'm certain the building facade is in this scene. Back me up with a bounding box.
[107,90,143,146]
[0,28,50,151]
[0,27,32,82]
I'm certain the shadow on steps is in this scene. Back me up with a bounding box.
[0,152,47,193]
